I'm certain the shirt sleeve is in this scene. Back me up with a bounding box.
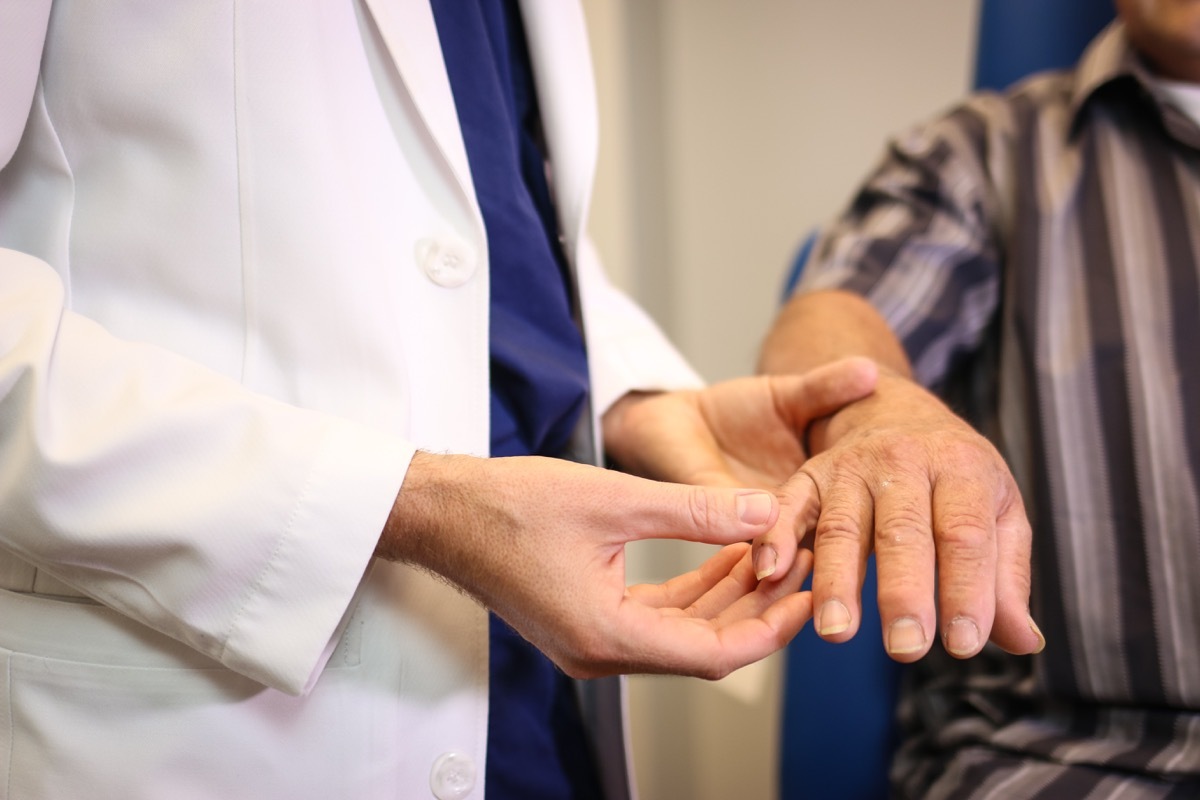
[797,102,1007,389]
[0,251,414,696]
[574,235,705,417]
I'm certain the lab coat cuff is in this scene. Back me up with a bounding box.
[589,332,705,420]
[220,421,416,695]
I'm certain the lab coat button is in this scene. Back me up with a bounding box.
[430,752,476,800]
[416,237,476,288]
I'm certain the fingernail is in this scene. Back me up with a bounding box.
[736,492,774,525]
[887,617,927,655]
[1029,615,1046,654]
[754,545,778,580]
[816,600,851,636]
[944,616,981,656]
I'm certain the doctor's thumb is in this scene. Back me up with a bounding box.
[624,484,780,546]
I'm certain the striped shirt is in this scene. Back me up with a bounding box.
[798,22,1200,799]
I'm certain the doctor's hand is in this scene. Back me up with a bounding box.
[375,452,813,679]
[600,356,878,579]
[756,369,1044,663]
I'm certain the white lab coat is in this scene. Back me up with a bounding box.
[0,1,702,797]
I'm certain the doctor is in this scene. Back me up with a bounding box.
[0,1,869,797]
[0,1,1034,798]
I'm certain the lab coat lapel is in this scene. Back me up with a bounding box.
[516,0,598,260]
[357,0,595,261]
[357,0,478,210]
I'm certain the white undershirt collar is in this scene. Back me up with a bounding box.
[1151,75,1200,129]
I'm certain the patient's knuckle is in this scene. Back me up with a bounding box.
[877,434,926,466]
[937,508,991,546]
[876,510,933,553]
[813,510,863,546]
[938,435,1000,476]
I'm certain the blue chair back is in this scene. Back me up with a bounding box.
[778,3,1114,799]
[974,0,1115,92]
[778,560,904,800]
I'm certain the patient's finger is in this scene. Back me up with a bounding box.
[752,470,820,582]
[988,495,1042,655]
[806,457,874,645]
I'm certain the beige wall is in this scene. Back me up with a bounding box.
[581,2,980,799]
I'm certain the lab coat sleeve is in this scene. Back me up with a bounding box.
[0,251,415,697]
[0,1,51,167]
[0,15,409,695]
[576,237,705,418]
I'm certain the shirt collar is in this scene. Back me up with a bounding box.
[1070,20,1200,149]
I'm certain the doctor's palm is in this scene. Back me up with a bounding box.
[376,452,813,679]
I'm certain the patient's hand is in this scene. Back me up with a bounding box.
[757,370,1044,662]
[603,357,878,578]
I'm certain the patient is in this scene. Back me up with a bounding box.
[759,1,1200,796]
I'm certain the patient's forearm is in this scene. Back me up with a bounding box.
[758,289,911,379]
